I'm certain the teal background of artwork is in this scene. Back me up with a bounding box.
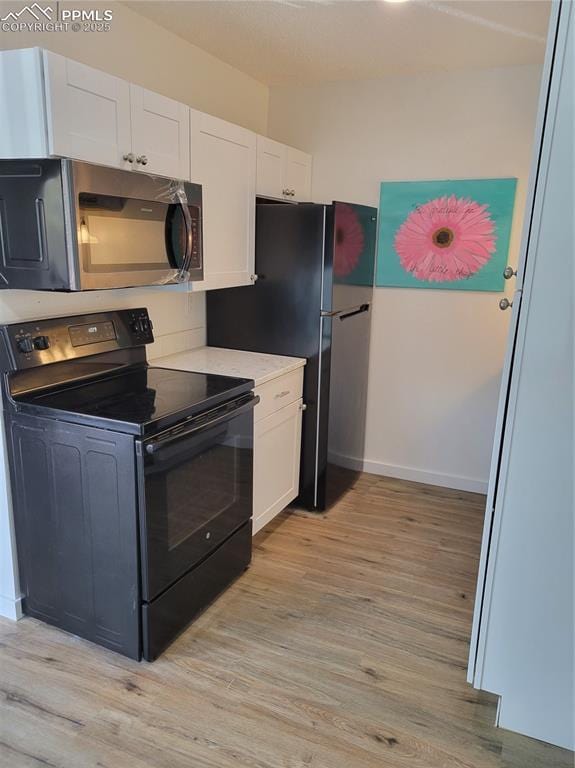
[375,178,517,291]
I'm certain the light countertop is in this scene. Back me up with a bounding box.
[155,346,306,387]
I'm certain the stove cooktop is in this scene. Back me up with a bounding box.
[14,365,254,436]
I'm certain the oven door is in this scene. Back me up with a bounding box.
[136,393,257,602]
[67,160,203,290]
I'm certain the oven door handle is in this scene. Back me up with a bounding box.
[144,393,258,455]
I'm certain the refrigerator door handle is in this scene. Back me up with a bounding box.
[320,303,370,320]
[338,303,370,321]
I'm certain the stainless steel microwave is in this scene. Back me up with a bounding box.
[0,159,203,290]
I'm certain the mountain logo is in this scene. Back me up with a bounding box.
[1,3,53,22]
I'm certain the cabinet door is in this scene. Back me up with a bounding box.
[256,136,286,199]
[0,48,48,158]
[284,147,312,202]
[190,110,256,290]
[130,85,190,179]
[253,399,303,535]
[43,51,132,169]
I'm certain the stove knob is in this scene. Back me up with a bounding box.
[33,335,50,351]
[17,337,33,354]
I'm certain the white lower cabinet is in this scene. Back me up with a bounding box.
[253,399,303,535]
[252,367,304,535]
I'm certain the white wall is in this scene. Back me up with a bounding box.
[0,0,269,618]
[268,64,542,493]
[0,1,269,133]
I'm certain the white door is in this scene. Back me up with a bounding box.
[256,136,285,199]
[190,110,256,290]
[253,399,303,534]
[130,85,190,179]
[468,1,574,749]
[43,51,132,169]
[284,147,312,202]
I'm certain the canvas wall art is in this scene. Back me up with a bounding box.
[376,178,517,291]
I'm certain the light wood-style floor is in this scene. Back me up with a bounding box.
[0,473,572,767]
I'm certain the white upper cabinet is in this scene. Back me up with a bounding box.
[43,51,132,170]
[0,49,48,158]
[256,136,285,198]
[0,49,191,178]
[129,85,190,178]
[191,110,256,291]
[0,48,313,293]
[284,147,312,202]
[256,135,312,202]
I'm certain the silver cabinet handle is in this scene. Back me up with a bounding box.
[274,390,290,399]
[299,403,307,411]
[499,298,513,311]
[123,152,135,163]
[136,155,148,166]
[503,266,517,279]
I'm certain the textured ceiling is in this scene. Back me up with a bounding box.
[125,0,550,86]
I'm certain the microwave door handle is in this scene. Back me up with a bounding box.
[145,394,259,455]
[176,191,193,279]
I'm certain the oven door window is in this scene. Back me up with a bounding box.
[139,407,253,601]
[78,194,196,273]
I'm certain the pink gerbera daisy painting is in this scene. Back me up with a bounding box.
[376,179,517,292]
[395,195,496,282]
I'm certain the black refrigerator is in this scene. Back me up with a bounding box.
[207,201,377,511]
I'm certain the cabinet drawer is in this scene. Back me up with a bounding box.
[254,368,304,422]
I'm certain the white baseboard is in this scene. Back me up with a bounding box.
[0,593,22,620]
[328,450,488,494]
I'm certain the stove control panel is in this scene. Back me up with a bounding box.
[0,308,155,371]
[15,334,51,354]
[127,310,154,343]
[69,321,117,347]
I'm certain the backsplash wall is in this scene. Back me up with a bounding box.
[0,288,206,359]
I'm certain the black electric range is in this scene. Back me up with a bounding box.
[0,308,258,661]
